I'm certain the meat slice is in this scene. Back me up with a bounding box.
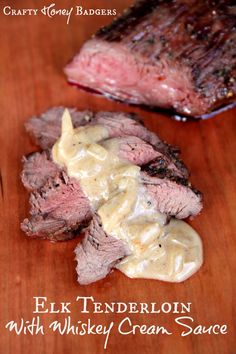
[21,135,182,195]
[21,136,200,240]
[21,216,78,242]
[25,108,163,149]
[21,151,59,191]
[19,139,177,240]
[21,172,92,240]
[25,107,188,178]
[21,133,201,243]
[21,108,202,241]
[25,107,93,150]
[141,167,202,219]
[115,136,159,165]
[75,215,130,285]
[64,0,236,118]
[94,112,188,177]
[103,135,182,176]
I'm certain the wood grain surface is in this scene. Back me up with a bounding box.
[1,1,236,353]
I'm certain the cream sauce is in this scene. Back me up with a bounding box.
[52,109,203,282]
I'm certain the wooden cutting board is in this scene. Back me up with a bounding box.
[1,1,236,353]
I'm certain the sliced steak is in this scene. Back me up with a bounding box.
[25,107,93,150]
[21,108,201,241]
[25,108,163,149]
[103,135,181,175]
[142,168,202,219]
[93,111,162,147]
[21,216,78,242]
[21,150,59,191]
[21,135,182,195]
[21,172,92,240]
[25,107,188,178]
[21,136,199,241]
[75,215,130,285]
[114,135,159,165]
[94,112,188,177]
[65,0,236,118]
[19,139,180,240]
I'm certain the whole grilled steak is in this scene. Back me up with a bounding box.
[65,0,236,118]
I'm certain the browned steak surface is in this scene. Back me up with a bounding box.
[65,0,236,117]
